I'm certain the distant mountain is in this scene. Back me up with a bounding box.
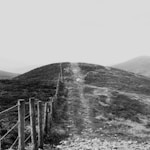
[0,70,19,79]
[113,56,150,77]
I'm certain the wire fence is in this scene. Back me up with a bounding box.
[0,64,64,150]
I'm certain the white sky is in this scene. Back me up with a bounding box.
[0,0,150,73]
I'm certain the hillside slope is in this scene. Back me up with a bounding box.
[0,62,70,149]
[1,62,150,149]
[0,62,70,110]
[0,70,19,79]
[113,56,150,77]
[58,63,150,149]
[64,63,150,133]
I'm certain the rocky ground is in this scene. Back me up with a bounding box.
[56,136,150,150]
[25,137,150,150]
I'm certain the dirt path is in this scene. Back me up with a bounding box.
[66,63,92,135]
[71,63,91,124]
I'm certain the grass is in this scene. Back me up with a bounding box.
[78,63,150,95]
[0,62,70,149]
[2,62,150,148]
[83,84,150,141]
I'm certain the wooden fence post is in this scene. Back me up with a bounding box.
[47,102,52,134]
[18,99,25,150]
[0,138,1,150]
[49,101,53,127]
[43,103,48,134]
[37,101,43,149]
[29,98,38,150]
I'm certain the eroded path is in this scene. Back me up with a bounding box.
[66,63,92,135]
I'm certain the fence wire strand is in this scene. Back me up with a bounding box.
[0,104,18,116]
[9,136,18,150]
[25,134,31,143]
[0,122,18,141]
[0,71,63,149]
[25,114,30,120]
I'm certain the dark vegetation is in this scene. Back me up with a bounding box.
[2,62,150,148]
[105,93,150,122]
[80,63,150,139]
[15,63,64,81]
[45,81,69,146]
[79,63,150,95]
[83,86,150,141]
[0,62,70,109]
[0,80,56,110]
[0,62,70,149]
[88,91,150,122]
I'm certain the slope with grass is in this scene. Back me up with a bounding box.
[0,63,71,110]
[0,63,70,149]
[1,62,150,149]
[58,62,150,149]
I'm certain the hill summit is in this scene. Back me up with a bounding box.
[113,56,150,77]
[15,62,150,139]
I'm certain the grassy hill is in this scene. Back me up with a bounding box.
[0,63,70,110]
[0,70,19,79]
[1,62,150,148]
[69,63,150,128]
[0,62,70,149]
[113,56,150,77]
[58,63,150,149]
[78,63,150,123]
[79,63,150,95]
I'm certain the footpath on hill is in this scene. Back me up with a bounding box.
[66,63,93,135]
[55,63,150,150]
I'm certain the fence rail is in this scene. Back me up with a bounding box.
[0,104,18,116]
[0,65,64,150]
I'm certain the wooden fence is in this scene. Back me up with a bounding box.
[0,71,63,150]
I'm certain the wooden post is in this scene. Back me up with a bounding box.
[0,139,1,150]
[37,101,43,149]
[18,99,25,150]
[47,102,52,134]
[43,103,48,134]
[52,97,55,119]
[29,98,38,150]
[49,100,53,121]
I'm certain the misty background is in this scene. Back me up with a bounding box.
[0,0,150,73]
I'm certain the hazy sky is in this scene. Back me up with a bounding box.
[0,0,150,73]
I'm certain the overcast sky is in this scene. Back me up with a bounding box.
[0,0,150,73]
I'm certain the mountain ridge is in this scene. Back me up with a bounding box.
[0,70,19,79]
[113,56,150,77]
